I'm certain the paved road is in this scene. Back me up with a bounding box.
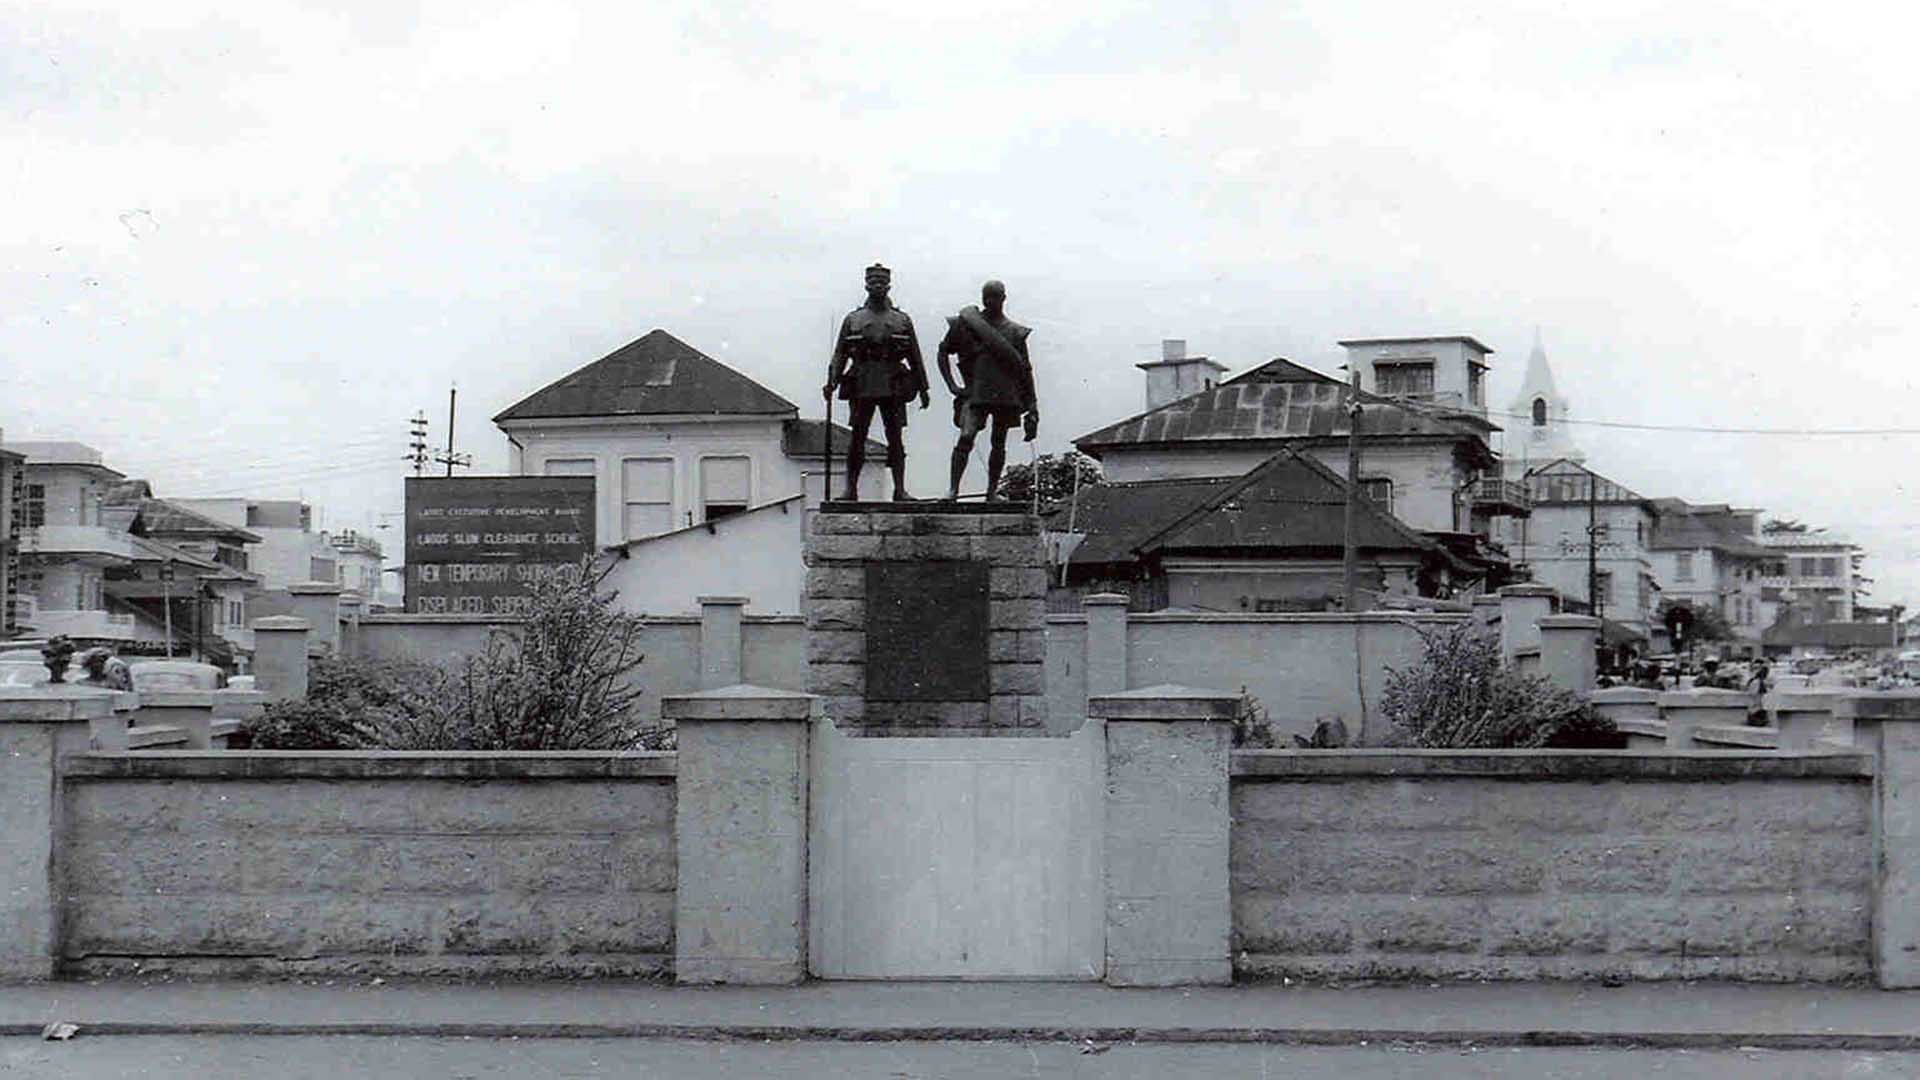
[4,1037,1918,1078]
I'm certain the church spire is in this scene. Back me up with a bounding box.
[1505,329,1582,474]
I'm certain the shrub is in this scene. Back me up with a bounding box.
[1380,621,1618,749]
[246,655,441,750]
[248,559,663,751]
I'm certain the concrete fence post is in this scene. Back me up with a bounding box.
[697,596,749,691]
[1843,691,1920,988]
[1658,690,1750,748]
[1497,584,1557,663]
[286,581,344,655]
[0,687,114,978]
[1537,613,1600,694]
[1771,690,1841,750]
[1083,593,1130,699]
[1471,594,1502,630]
[250,616,311,702]
[1087,684,1237,986]
[135,690,215,749]
[663,684,814,985]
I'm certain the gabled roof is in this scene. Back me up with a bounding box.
[1522,459,1651,506]
[1136,447,1449,560]
[494,329,797,423]
[1649,499,1769,558]
[1041,447,1454,569]
[781,419,888,461]
[1074,356,1496,456]
[104,491,262,544]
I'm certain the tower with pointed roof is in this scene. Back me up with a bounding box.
[1505,330,1582,477]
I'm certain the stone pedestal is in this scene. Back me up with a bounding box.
[287,581,343,655]
[1497,584,1557,661]
[251,616,311,702]
[665,684,814,985]
[804,503,1048,736]
[1088,684,1237,986]
[1537,613,1600,694]
[1659,690,1750,748]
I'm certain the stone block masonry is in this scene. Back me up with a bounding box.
[57,753,676,978]
[805,504,1049,736]
[1231,751,1875,982]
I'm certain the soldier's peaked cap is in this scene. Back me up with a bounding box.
[864,263,891,281]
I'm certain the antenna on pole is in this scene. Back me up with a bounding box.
[406,412,430,476]
[432,385,473,477]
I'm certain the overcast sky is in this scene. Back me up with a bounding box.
[5,1,1917,603]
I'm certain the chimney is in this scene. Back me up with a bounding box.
[1138,339,1229,411]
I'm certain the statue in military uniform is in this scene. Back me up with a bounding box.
[824,263,929,501]
[938,279,1039,500]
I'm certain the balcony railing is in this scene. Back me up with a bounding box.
[26,606,139,641]
[1471,477,1532,517]
[17,525,142,562]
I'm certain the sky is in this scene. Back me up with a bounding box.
[4,1,1918,603]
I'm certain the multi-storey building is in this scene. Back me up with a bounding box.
[1505,459,1660,640]
[1063,336,1529,610]
[1648,499,1771,656]
[1760,530,1859,624]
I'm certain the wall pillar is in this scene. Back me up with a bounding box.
[1471,594,1503,629]
[250,616,311,702]
[1088,684,1236,986]
[1537,613,1600,694]
[1658,690,1750,748]
[1772,690,1840,750]
[698,596,748,691]
[664,684,813,985]
[1497,584,1557,662]
[1083,593,1129,698]
[0,687,114,978]
[134,690,215,748]
[286,582,343,655]
[1846,692,1920,988]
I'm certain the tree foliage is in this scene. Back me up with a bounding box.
[1658,597,1733,643]
[994,451,1103,505]
[1380,622,1617,749]
[248,559,663,751]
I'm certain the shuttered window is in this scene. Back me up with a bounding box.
[700,457,751,522]
[622,458,675,540]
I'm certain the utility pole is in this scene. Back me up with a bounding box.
[1586,469,1605,620]
[160,560,175,659]
[406,412,430,476]
[1342,368,1364,611]
[432,386,473,478]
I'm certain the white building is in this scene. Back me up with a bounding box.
[1504,459,1660,640]
[492,329,887,614]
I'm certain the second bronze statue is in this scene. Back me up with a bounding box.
[938,279,1039,501]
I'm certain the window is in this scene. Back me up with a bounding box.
[1593,570,1613,610]
[1360,478,1393,513]
[1818,557,1840,578]
[1675,552,1695,582]
[622,458,675,540]
[700,457,751,522]
[1374,362,1434,398]
[1531,397,1548,427]
[543,458,596,477]
[23,484,44,528]
[230,600,244,626]
[1468,365,1485,406]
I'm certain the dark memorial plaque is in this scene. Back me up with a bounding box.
[405,476,596,615]
[865,561,989,701]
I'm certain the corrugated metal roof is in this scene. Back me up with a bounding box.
[494,329,797,422]
[1074,357,1495,454]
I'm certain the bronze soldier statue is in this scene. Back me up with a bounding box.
[939,280,1038,500]
[824,263,929,501]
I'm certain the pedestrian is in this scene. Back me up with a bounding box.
[1745,659,1771,727]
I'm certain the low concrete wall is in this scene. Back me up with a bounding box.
[1126,613,1464,744]
[1231,750,1874,982]
[350,614,803,729]
[59,752,676,977]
